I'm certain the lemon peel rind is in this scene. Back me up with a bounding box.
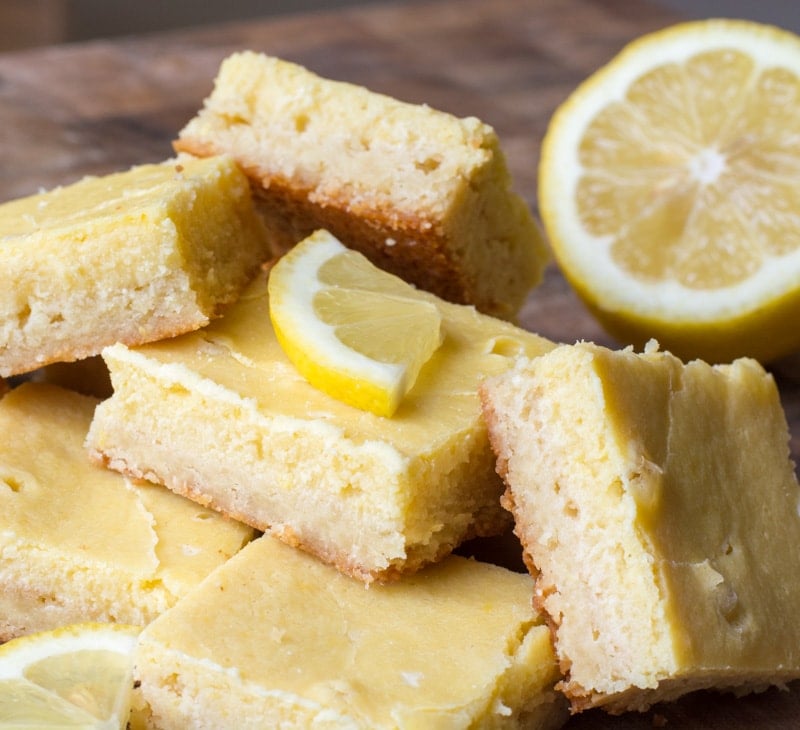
[572,273,800,363]
[540,19,800,322]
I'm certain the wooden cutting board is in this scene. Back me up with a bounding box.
[1,0,799,726]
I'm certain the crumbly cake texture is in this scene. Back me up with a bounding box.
[0,382,255,642]
[0,154,270,377]
[480,341,800,714]
[174,51,548,320]
[86,259,554,583]
[133,534,568,730]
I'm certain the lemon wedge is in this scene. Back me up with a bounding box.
[268,230,444,417]
[0,622,140,729]
[539,18,800,363]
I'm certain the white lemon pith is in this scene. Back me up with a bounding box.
[539,19,800,363]
[0,623,140,729]
[268,230,443,417]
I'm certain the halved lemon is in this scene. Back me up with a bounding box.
[0,622,140,728]
[268,230,443,417]
[539,18,800,364]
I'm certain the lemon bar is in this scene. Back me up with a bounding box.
[0,382,255,642]
[480,341,800,713]
[174,51,548,319]
[133,534,567,729]
[86,260,553,583]
[0,154,270,377]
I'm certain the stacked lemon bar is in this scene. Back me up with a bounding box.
[87,231,554,583]
[1,52,567,730]
[0,155,271,378]
[131,39,800,730]
[88,226,568,727]
[174,51,549,320]
[5,46,800,730]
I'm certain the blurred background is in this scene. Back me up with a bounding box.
[1,0,800,52]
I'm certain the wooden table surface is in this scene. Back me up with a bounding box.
[2,0,799,726]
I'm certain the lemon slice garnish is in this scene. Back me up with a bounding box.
[539,18,800,363]
[0,623,140,729]
[268,230,443,417]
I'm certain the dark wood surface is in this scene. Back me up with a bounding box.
[2,0,799,726]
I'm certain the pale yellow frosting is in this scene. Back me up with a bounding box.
[134,535,566,729]
[128,270,552,451]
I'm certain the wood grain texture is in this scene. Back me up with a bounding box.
[1,1,799,726]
